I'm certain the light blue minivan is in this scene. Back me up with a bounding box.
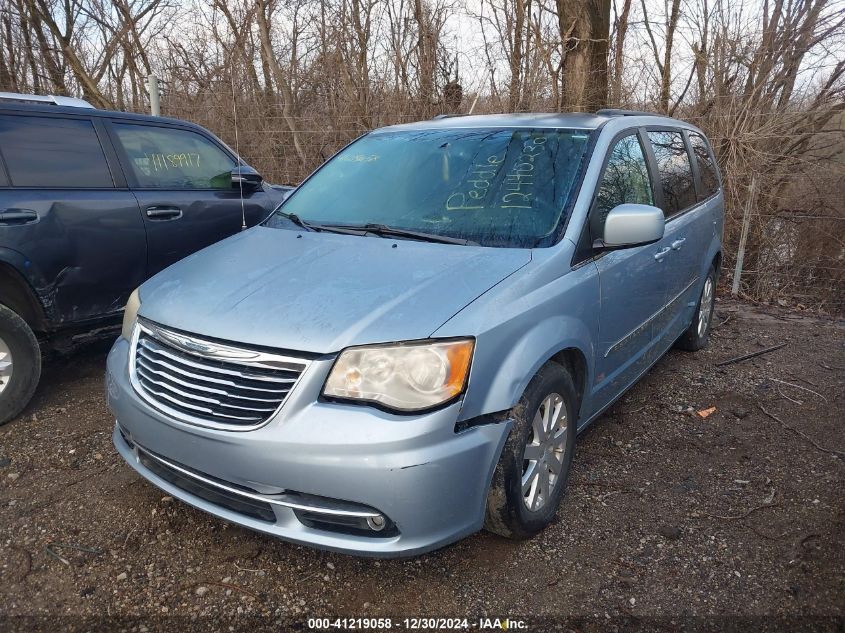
[107,110,723,557]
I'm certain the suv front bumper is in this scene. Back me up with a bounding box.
[106,338,510,557]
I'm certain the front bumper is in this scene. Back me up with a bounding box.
[106,338,510,557]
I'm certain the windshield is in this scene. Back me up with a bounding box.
[265,127,592,248]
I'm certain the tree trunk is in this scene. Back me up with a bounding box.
[610,0,632,105]
[558,0,610,111]
[255,0,307,164]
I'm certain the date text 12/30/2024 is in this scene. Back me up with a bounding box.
[307,617,528,630]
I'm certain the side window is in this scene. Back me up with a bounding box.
[113,124,235,189]
[689,133,720,199]
[0,115,113,188]
[647,130,697,217]
[591,133,653,239]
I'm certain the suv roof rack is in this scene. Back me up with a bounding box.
[0,91,95,109]
[596,108,657,117]
[431,113,466,120]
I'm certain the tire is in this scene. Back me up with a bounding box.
[0,303,41,426]
[484,362,577,539]
[675,265,717,352]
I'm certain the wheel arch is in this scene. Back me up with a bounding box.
[457,316,596,424]
[548,347,588,414]
[712,250,722,277]
[0,262,48,333]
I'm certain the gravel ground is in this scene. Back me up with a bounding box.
[0,298,843,632]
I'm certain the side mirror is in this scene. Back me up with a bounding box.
[231,165,263,192]
[599,203,665,249]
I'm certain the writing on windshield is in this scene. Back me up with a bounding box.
[268,127,591,248]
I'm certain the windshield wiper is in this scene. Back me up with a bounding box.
[276,212,366,236]
[276,212,315,231]
[323,223,479,246]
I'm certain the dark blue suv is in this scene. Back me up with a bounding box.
[0,92,289,424]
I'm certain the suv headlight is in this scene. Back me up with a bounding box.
[323,339,474,412]
[121,288,141,341]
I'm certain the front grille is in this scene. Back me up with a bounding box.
[131,320,309,429]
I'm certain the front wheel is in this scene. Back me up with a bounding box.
[0,303,41,425]
[675,266,717,352]
[484,362,577,539]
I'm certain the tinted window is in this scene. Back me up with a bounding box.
[591,134,653,239]
[647,131,697,216]
[267,128,591,248]
[114,124,235,189]
[0,115,113,188]
[689,133,719,199]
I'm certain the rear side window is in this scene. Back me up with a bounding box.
[0,115,113,188]
[113,123,235,189]
[689,133,720,199]
[647,131,697,217]
[591,133,653,239]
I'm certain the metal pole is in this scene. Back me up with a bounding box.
[732,176,756,297]
[147,74,160,116]
[468,93,479,115]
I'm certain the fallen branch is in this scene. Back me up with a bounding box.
[749,526,791,541]
[777,386,803,405]
[45,542,103,566]
[769,378,827,402]
[819,362,845,371]
[715,313,733,329]
[715,343,787,367]
[759,405,844,460]
[44,545,69,566]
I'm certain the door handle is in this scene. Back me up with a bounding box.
[146,206,183,220]
[0,208,39,225]
[654,247,671,262]
[671,238,686,250]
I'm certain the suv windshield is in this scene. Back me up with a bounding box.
[265,128,592,247]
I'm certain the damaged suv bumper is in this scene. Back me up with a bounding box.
[106,338,510,557]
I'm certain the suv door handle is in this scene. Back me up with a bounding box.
[0,208,39,225]
[671,238,686,250]
[146,206,183,220]
[654,247,671,262]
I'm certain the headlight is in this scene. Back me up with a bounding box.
[121,288,141,341]
[323,339,474,412]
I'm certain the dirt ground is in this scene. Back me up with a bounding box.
[0,298,842,632]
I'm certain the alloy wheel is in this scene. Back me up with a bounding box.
[697,277,714,338]
[0,335,12,395]
[521,393,568,512]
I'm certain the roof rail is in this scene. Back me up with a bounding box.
[596,108,658,117]
[0,91,95,109]
[431,113,465,120]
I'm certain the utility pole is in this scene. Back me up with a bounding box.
[732,176,756,297]
[147,74,160,116]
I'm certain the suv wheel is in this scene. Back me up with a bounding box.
[484,362,577,539]
[0,303,41,425]
[675,265,717,352]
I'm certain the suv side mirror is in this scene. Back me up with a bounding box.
[599,203,665,249]
[231,165,263,192]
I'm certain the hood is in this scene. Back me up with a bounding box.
[138,227,531,353]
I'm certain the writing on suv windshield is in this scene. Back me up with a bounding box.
[266,128,591,247]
